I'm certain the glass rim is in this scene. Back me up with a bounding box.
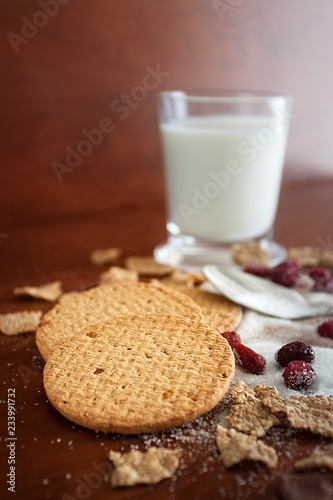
[159,89,292,103]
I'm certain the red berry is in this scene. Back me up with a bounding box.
[221,331,241,349]
[282,360,316,389]
[270,259,301,287]
[308,266,331,281]
[317,320,333,339]
[275,341,315,367]
[244,264,271,278]
[308,266,333,293]
[234,343,266,374]
[313,276,333,293]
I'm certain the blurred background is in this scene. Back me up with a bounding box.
[1,0,333,226]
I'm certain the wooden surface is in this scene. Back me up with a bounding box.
[0,184,333,500]
[1,0,333,227]
[1,1,333,497]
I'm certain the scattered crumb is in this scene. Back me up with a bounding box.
[225,382,333,440]
[228,381,257,404]
[288,246,333,269]
[187,271,207,284]
[295,444,333,471]
[161,270,207,289]
[108,447,180,487]
[225,383,280,437]
[90,247,122,265]
[288,246,321,267]
[125,255,175,276]
[320,249,333,268]
[13,281,63,302]
[285,396,333,437]
[216,425,278,468]
[257,387,333,437]
[99,266,138,284]
[161,271,196,289]
[0,310,43,335]
[229,240,270,266]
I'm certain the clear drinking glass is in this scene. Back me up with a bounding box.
[154,90,292,269]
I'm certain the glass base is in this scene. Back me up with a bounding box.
[154,236,287,271]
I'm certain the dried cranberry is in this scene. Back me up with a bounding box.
[221,331,241,349]
[234,343,266,374]
[317,320,333,339]
[313,276,333,293]
[244,264,271,278]
[275,341,315,367]
[308,266,331,281]
[282,360,316,389]
[270,259,301,287]
[308,266,333,293]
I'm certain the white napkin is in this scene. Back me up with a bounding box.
[202,282,333,398]
[236,309,333,398]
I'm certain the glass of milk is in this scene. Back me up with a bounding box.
[154,90,292,269]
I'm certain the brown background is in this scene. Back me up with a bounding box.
[1,0,333,226]
[1,4,333,499]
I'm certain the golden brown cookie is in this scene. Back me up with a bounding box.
[36,282,203,360]
[173,286,242,333]
[43,314,235,434]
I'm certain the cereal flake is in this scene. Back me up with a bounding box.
[109,447,180,487]
[125,256,175,276]
[216,425,278,468]
[258,389,333,437]
[14,281,63,302]
[90,247,122,265]
[295,444,333,471]
[99,266,138,284]
[229,240,270,266]
[0,310,43,335]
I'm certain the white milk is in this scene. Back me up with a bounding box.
[160,114,289,242]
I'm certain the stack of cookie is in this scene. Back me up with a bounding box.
[37,277,241,434]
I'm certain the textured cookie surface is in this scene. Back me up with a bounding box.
[36,282,203,360]
[43,314,235,434]
[173,286,242,333]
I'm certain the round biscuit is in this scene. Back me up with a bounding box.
[36,282,203,360]
[43,314,235,434]
[161,285,242,333]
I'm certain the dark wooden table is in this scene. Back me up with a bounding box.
[1,181,333,500]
